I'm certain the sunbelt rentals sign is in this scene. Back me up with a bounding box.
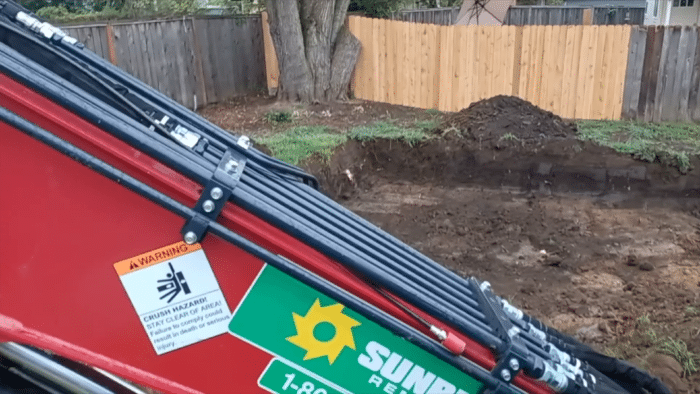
[228,265,484,394]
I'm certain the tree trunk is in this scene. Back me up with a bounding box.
[266,0,360,103]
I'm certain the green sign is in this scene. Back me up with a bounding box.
[229,265,484,394]
[259,358,345,394]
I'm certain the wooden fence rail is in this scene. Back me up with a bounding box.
[347,17,631,119]
[391,7,461,25]
[62,16,266,109]
[505,6,645,26]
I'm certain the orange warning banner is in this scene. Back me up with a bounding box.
[114,241,201,276]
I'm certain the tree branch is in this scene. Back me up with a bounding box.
[329,27,361,100]
[331,0,351,46]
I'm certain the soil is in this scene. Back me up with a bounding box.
[441,95,577,150]
[201,95,700,393]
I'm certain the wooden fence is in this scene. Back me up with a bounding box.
[505,6,646,25]
[347,17,631,119]
[62,16,266,109]
[391,7,461,25]
[623,26,700,122]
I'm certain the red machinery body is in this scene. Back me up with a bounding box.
[0,72,552,393]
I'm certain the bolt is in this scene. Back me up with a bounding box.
[509,358,520,371]
[202,200,215,213]
[210,187,223,200]
[500,369,511,381]
[183,231,197,245]
[237,136,251,149]
[224,159,239,174]
[507,327,521,338]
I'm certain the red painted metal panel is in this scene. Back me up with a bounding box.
[0,72,552,394]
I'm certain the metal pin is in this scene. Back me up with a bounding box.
[509,358,520,371]
[500,369,511,381]
[210,187,223,200]
[202,200,215,213]
[183,232,197,245]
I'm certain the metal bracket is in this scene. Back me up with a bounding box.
[181,149,246,244]
[470,279,529,389]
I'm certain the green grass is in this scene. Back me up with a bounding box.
[606,313,700,377]
[686,306,700,316]
[263,110,293,124]
[348,121,431,147]
[577,120,700,173]
[255,120,434,165]
[255,126,346,165]
[499,132,520,142]
[658,337,700,377]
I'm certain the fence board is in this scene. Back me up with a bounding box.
[655,27,677,121]
[505,26,516,96]
[518,26,531,101]
[552,26,566,114]
[399,20,406,106]
[484,26,495,100]
[561,26,575,118]
[384,20,393,104]
[428,24,439,108]
[463,26,476,107]
[438,25,453,111]
[613,26,632,119]
[678,28,696,122]
[540,26,553,109]
[492,27,503,96]
[622,26,646,119]
[690,30,700,121]
[451,25,462,111]
[533,25,546,106]
[407,22,418,107]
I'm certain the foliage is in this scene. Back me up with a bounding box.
[255,120,433,165]
[349,0,462,18]
[205,0,262,14]
[607,314,700,378]
[348,121,430,146]
[255,126,347,165]
[499,132,519,142]
[30,0,204,22]
[35,5,72,19]
[348,0,406,18]
[263,110,293,124]
[658,337,699,377]
[686,306,700,316]
[577,120,700,174]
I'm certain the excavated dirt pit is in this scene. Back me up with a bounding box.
[205,95,700,393]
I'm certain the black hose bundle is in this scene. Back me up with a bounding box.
[525,314,672,394]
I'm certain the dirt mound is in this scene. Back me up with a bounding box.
[442,95,577,149]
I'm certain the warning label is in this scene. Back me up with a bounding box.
[114,241,231,355]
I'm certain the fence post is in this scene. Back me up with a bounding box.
[189,17,208,108]
[582,8,593,25]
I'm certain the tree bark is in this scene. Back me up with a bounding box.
[265,0,360,103]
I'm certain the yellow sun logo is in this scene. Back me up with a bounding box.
[286,299,361,364]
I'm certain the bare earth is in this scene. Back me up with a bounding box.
[201,95,700,393]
